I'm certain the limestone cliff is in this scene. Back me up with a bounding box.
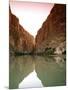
[9,8,34,54]
[35,4,66,54]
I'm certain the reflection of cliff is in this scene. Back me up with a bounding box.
[35,4,66,54]
[9,8,34,54]
[9,56,34,89]
[35,56,66,86]
[9,55,66,88]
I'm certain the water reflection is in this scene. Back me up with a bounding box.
[19,69,43,88]
[9,55,66,89]
[9,55,34,89]
[35,55,66,86]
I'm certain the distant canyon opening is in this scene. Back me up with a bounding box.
[10,1,54,39]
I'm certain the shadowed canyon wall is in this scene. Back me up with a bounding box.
[9,8,34,54]
[35,4,66,54]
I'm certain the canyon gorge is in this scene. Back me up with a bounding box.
[9,4,66,55]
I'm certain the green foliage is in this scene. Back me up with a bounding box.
[45,48,55,54]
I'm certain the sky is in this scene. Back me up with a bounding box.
[10,1,54,37]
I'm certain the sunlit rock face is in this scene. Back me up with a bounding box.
[9,8,34,54]
[35,4,66,54]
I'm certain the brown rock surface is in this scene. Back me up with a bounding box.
[9,8,34,54]
[35,4,66,54]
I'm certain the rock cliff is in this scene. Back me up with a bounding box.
[35,4,66,54]
[9,8,34,54]
[9,4,66,55]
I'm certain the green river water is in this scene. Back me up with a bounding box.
[9,55,66,89]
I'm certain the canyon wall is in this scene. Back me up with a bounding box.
[9,4,66,55]
[35,4,66,54]
[9,8,34,54]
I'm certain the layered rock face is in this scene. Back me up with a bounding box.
[9,8,34,54]
[35,4,66,54]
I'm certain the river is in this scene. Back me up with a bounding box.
[9,55,66,89]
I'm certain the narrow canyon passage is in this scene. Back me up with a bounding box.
[9,2,66,89]
[9,2,66,55]
[10,1,54,38]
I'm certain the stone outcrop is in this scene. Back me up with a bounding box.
[9,8,34,54]
[35,4,66,54]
